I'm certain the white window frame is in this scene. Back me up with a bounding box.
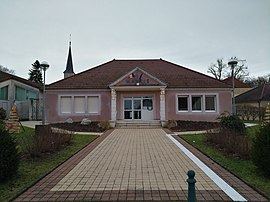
[205,95,217,112]
[74,96,86,114]
[59,95,100,115]
[177,95,189,112]
[87,96,99,114]
[60,96,72,114]
[176,93,218,114]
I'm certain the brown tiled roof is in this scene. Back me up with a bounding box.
[236,83,270,103]
[0,71,42,90]
[223,77,251,88]
[47,59,230,89]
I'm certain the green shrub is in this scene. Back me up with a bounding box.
[25,125,74,157]
[252,124,270,177]
[219,113,246,134]
[0,125,20,181]
[0,108,6,123]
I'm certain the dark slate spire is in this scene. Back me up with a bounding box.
[64,38,75,78]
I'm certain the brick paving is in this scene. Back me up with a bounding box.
[14,129,268,201]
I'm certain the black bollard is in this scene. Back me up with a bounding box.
[187,170,197,202]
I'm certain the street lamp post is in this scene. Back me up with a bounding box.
[228,57,238,115]
[40,61,50,126]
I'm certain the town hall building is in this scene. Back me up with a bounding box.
[46,42,232,126]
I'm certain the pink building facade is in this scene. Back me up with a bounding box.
[46,59,232,124]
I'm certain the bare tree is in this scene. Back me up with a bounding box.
[207,59,226,80]
[225,60,249,80]
[208,57,249,80]
[0,65,15,75]
[244,74,270,87]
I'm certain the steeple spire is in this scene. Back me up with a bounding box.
[64,35,75,79]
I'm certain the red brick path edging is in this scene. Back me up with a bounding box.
[171,133,268,201]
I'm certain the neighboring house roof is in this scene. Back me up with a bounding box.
[63,41,74,74]
[223,77,251,88]
[236,83,270,103]
[0,71,42,90]
[47,59,230,90]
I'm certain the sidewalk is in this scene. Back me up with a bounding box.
[20,121,102,135]
[21,120,42,129]
[15,129,268,201]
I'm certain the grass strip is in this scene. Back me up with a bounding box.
[0,127,97,202]
[181,134,270,198]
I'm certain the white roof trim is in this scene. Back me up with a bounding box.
[109,67,167,87]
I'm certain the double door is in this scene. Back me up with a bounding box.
[124,96,153,120]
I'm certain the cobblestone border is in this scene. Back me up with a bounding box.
[169,131,268,201]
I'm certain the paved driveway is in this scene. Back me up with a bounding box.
[15,129,267,201]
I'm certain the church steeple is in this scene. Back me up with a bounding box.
[64,36,75,79]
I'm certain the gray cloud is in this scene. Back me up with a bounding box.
[0,0,269,84]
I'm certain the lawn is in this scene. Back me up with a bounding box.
[181,133,270,198]
[0,127,97,202]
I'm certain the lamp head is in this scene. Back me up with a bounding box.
[40,61,50,71]
[228,57,238,67]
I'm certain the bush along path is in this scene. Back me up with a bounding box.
[0,125,98,202]
[0,125,20,181]
[252,123,270,177]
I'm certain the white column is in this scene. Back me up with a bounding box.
[160,88,166,120]
[111,89,117,121]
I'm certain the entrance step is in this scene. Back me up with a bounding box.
[116,120,161,129]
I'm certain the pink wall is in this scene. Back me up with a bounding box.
[165,90,232,122]
[46,88,232,123]
[46,90,111,123]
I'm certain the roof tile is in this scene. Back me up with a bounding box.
[47,59,230,89]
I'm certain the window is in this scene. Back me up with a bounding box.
[192,96,202,111]
[60,96,72,113]
[0,86,8,100]
[177,94,218,113]
[178,96,188,111]
[87,96,99,113]
[74,96,85,113]
[27,90,38,99]
[15,86,26,101]
[205,95,216,111]
[59,95,100,114]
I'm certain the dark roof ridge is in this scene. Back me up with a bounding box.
[160,59,231,87]
[236,85,259,98]
[112,58,162,62]
[47,58,231,89]
[48,59,116,86]
[0,70,42,89]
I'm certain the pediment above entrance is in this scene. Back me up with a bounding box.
[109,67,166,87]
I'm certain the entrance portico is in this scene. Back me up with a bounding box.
[110,67,167,122]
[110,88,166,122]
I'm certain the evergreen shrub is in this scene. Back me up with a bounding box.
[252,123,270,177]
[0,108,6,123]
[219,114,246,134]
[0,125,20,181]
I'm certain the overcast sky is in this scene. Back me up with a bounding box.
[0,0,269,84]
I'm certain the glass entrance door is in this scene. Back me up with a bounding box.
[123,96,153,120]
[133,99,142,119]
[124,98,132,119]
[124,97,142,120]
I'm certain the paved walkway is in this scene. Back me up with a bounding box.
[15,129,268,201]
